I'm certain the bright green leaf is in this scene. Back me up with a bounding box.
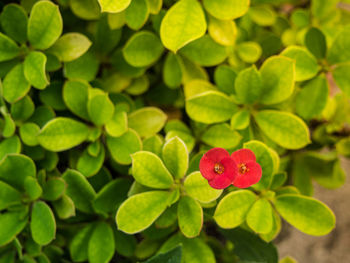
[28,1,63,50]
[3,63,30,103]
[178,196,203,238]
[106,129,142,165]
[48,33,92,62]
[116,190,171,234]
[203,0,249,20]
[24,51,49,90]
[184,171,222,203]
[260,56,295,105]
[247,198,273,234]
[275,194,335,236]
[162,137,188,179]
[186,91,236,124]
[160,0,206,52]
[255,110,310,149]
[98,0,131,13]
[131,151,174,189]
[214,190,257,229]
[88,222,115,263]
[38,117,90,152]
[31,201,56,245]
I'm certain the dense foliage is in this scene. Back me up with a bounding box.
[0,0,349,262]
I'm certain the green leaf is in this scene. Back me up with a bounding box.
[143,135,164,156]
[116,190,171,234]
[208,16,236,47]
[28,0,63,50]
[179,35,227,66]
[259,56,295,105]
[24,176,42,201]
[255,110,310,149]
[31,201,56,245]
[247,198,273,234]
[3,63,30,103]
[62,169,96,214]
[77,146,105,177]
[0,136,21,161]
[184,171,222,203]
[214,190,257,229]
[221,228,278,263]
[19,122,40,146]
[248,6,276,26]
[275,194,335,236]
[0,154,36,191]
[243,140,275,190]
[332,64,350,97]
[39,81,66,111]
[184,79,216,99]
[123,31,164,67]
[105,107,128,137]
[159,234,215,263]
[24,51,49,90]
[203,0,249,20]
[131,151,174,189]
[214,65,236,95]
[53,195,76,219]
[2,114,15,138]
[304,27,327,59]
[201,123,241,148]
[94,15,122,55]
[235,65,262,104]
[87,92,114,126]
[63,80,90,120]
[0,211,28,246]
[125,0,149,30]
[64,51,99,82]
[144,246,182,263]
[0,32,20,62]
[160,0,206,52]
[114,230,137,257]
[327,25,350,64]
[0,4,28,44]
[70,0,101,20]
[88,222,115,263]
[186,91,236,124]
[38,117,90,152]
[178,196,203,238]
[236,42,262,64]
[98,0,131,13]
[93,179,131,214]
[48,33,92,62]
[295,74,329,120]
[0,181,21,210]
[42,178,66,201]
[231,110,250,130]
[106,129,142,165]
[163,53,182,88]
[10,96,34,121]
[69,225,94,262]
[281,46,319,81]
[146,0,162,14]
[162,137,188,179]
[128,107,167,138]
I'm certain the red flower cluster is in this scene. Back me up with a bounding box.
[199,148,262,189]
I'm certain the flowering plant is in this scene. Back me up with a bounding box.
[0,0,349,263]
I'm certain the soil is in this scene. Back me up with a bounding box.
[276,158,350,263]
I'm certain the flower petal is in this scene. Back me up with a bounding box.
[208,175,232,189]
[204,147,230,163]
[208,157,238,189]
[199,155,216,180]
[231,148,256,164]
[232,161,262,188]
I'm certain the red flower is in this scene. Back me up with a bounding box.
[199,148,237,189]
[231,149,262,188]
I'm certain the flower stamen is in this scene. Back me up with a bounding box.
[239,163,249,174]
[214,163,225,174]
